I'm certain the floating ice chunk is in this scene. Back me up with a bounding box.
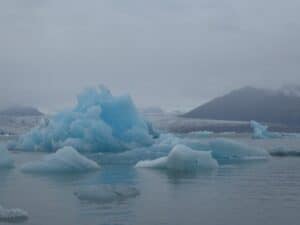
[94,145,170,165]
[93,133,211,166]
[210,138,269,161]
[250,120,282,139]
[269,146,300,157]
[11,86,157,152]
[250,120,268,139]
[92,133,188,166]
[270,150,300,157]
[0,145,14,169]
[135,156,168,169]
[155,133,181,147]
[189,130,213,137]
[21,146,100,173]
[219,132,236,136]
[135,144,218,171]
[74,185,140,203]
[280,132,300,138]
[0,205,28,222]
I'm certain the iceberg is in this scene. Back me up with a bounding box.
[135,156,168,169]
[210,138,269,161]
[269,146,300,157]
[0,145,14,169]
[93,133,184,165]
[94,145,170,165]
[270,149,300,157]
[21,146,100,173]
[188,130,213,137]
[135,144,218,171]
[10,86,157,152]
[74,185,140,203]
[0,205,28,222]
[250,120,282,139]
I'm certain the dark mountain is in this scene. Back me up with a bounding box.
[183,86,300,126]
[0,106,43,117]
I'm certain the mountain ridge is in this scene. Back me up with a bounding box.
[183,86,300,126]
[0,106,43,117]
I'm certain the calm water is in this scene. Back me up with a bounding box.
[1,147,300,225]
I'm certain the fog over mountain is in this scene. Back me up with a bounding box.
[184,86,300,125]
[280,85,300,97]
[0,106,43,117]
[1,0,300,111]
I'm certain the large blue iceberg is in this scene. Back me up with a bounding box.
[10,86,157,152]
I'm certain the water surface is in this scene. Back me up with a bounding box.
[0,148,299,225]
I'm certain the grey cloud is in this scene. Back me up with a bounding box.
[0,0,300,112]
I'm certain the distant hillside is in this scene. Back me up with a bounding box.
[183,87,300,126]
[140,107,164,115]
[0,106,43,117]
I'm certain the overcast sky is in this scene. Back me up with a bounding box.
[1,0,300,112]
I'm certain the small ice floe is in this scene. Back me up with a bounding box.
[269,146,300,157]
[188,130,213,137]
[21,146,100,173]
[135,144,218,172]
[250,120,282,139]
[0,205,28,222]
[0,145,14,169]
[210,138,269,161]
[74,185,140,203]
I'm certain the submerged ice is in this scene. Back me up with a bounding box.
[10,86,156,152]
[0,205,28,222]
[135,144,218,171]
[0,145,14,169]
[74,185,140,203]
[21,146,100,173]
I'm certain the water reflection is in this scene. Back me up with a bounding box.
[85,166,138,185]
[0,152,300,225]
